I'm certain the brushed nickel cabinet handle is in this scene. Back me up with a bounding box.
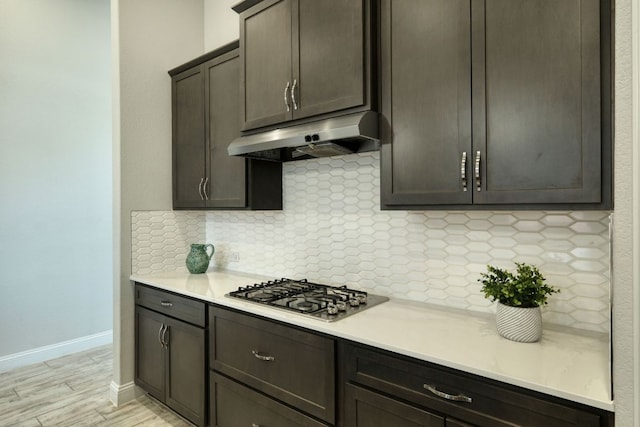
[460,151,467,192]
[161,325,169,348]
[160,301,173,307]
[252,350,275,361]
[202,177,209,201]
[157,324,165,347]
[474,150,481,192]
[291,79,298,110]
[423,384,472,403]
[284,81,291,112]
[198,177,205,200]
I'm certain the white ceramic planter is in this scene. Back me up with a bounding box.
[495,303,542,343]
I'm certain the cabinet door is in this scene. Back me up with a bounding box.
[205,51,247,208]
[134,307,165,401]
[472,0,602,204]
[172,66,206,208]
[292,0,366,120]
[380,0,472,207]
[345,384,445,427]
[165,316,206,427]
[240,0,293,130]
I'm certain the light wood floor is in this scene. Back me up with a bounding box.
[0,344,193,426]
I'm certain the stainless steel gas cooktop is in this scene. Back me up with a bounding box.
[226,278,388,322]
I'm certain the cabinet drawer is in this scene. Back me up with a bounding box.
[210,307,335,423]
[342,344,602,427]
[135,284,205,327]
[345,383,445,426]
[210,372,329,427]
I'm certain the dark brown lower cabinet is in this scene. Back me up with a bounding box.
[340,342,613,427]
[209,306,335,424]
[133,286,612,427]
[135,304,206,427]
[210,371,329,427]
[345,383,445,426]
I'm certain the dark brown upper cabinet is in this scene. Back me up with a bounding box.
[170,41,282,210]
[236,0,375,131]
[380,0,612,210]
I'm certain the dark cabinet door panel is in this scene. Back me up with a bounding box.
[172,66,206,208]
[134,307,165,401]
[205,52,246,208]
[345,384,445,427]
[293,0,365,119]
[381,0,472,206]
[165,317,206,427]
[472,0,601,204]
[241,0,293,130]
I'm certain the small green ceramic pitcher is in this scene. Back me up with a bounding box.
[186,243,214,274]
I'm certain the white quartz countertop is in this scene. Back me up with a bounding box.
[130,270,613,412]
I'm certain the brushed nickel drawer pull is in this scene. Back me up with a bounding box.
[423,384,472,403]
[252,350,275,361]
[160,301,173,307]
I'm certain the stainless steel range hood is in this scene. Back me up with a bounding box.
[228,111,379,162]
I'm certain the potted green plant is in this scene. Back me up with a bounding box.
[478,262,560,342]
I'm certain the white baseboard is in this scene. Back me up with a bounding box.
[0,330,113,373]
[109,380,144,406]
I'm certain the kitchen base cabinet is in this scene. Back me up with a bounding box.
[340,342,613,427]
[209,306,335,424]
[345,383,445,426]
[210,371,329,427]
[134,285,206,427]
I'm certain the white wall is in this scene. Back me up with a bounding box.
[111,0,204,404]
[204,0,239,51]
[612,0,639,424]
[0,0,112,365]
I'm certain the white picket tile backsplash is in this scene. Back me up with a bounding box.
[131,210,205,274]
[131,152,611,333]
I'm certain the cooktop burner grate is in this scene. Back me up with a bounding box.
[226,278,388,321]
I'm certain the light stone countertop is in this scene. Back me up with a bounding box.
[130,269,613,412]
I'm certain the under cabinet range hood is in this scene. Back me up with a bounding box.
[227,111,379,162]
